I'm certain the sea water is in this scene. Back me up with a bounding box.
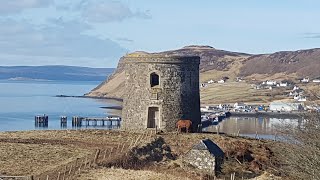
[0,80,121,131]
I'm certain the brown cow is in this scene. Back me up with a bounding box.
[176,120,192,133]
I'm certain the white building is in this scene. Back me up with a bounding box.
[313,79,320,83]
[207,79,214,84]
[234,102,246,109]
[301,78,309,83]
[200,83,207,88]
[293,86,299,91]
[279,82,288,87]
[297,96,307,102]
[269,102,304,112]
[293,95,300,100]
[266,80,277,86]
[217,79,225,83]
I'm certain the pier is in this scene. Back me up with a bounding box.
[34,115,121,128]
[60,116,67,128]
[35,115,48,127]
[72,116,121,127]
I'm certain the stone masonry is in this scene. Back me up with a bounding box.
[121,53,201,132]
[183,139,224,175]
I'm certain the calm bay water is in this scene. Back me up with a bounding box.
[0,80,121,131]
[203,116,301,139]
[0,80,300,138]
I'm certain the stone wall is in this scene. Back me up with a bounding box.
[183,149,216,175]
[121,55,201,132]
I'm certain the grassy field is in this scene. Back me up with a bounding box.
[0,130,282,179]
[200,82,290,105]
[75,168,190,180]
[0,130,152,177]
[0,142,90,176]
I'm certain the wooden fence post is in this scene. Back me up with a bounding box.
[120,143,126,152]
[104,149,108,159]
[78,163,82,174]
[108,147,114,158]
[84,157,88,168]
[68,165,73,175]
[94,149,101,165]
[62,165,67,180]
[129,138,134,148]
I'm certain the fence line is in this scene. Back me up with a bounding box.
[29,132,155,180]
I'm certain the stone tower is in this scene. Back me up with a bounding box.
[121,53,201,132]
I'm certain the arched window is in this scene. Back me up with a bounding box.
[150,72,159,87]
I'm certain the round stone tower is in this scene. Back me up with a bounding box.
[121,53,201,132]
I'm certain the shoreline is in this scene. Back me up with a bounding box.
[100,106,122,110]
[230,111,305,118]
[55,94,123,102]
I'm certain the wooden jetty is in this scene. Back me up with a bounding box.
[72,116,121,127]
[60,116,67,127]
[35,115,48,127]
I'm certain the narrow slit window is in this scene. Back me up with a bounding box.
[150,73,159,87]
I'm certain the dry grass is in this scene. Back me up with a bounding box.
[0,130,154,176]
[0,130,281,179]
[87,71,125,98]
[200,79,297,105]
[200,82,279,105]
[75,167,192,180]
[200,56,246,83]
[0,130,149,148]
[0,142,90,176]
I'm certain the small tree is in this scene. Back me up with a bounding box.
[276,112,320,179]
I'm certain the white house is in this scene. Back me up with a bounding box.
[207,79,214,84]
[217,79,225,83]
[293,86,300,91]
[234,102,246,109]
[313,79,320,83]
[201,106,210,112]
[293,95,300,100]
[301,78,309,83]
[269,101,304,112]
[200,83,207,88]
[297,96,307,102]
[279,82,288,87]
[236,77,243,82]
[290,91,299,96]
[266,80,277,86]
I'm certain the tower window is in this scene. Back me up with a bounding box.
[150,73,159,87]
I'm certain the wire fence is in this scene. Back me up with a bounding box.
[24,130,157,180]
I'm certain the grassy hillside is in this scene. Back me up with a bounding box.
[86,46,320,104]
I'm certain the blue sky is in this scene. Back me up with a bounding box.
[0,0,319,67]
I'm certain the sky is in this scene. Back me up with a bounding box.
[0,0,319,67]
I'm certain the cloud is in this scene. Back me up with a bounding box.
[303,33,320,39]
[78,1,151,23]
[0,0,54,15]
[116,37,134,43]
[0,18,127,67]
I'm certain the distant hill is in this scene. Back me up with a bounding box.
[86,45,320,99]
[0,65,115,81]
[240,48,320,78]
